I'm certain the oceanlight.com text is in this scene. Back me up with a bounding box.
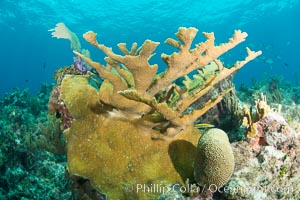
[126,183,294,195]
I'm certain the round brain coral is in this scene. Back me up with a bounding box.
[194,128,234,187]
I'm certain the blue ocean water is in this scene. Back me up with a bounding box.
[0,0,299,96]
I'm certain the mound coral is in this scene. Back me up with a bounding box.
[194,128,235,187]
[49,23,261,199]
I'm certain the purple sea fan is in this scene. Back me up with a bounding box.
[74,56,87,73]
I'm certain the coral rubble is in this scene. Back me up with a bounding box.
[49,23,261,199]
[224,110,300,199]
[219,90,300,200]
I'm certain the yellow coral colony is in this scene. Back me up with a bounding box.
[242,93,270,138]
[57,25,261,199]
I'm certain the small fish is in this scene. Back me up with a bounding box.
[194,123,215,129]
[265,59,274,64]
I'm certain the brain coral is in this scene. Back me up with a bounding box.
[194,128,234,187]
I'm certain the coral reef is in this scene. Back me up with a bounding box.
[238,77,300,126]
[214,91,300,200]
[0,85,73,199]
[222,110,300,199]
[49,24,261,199]
[28,114,66,154]
[238,76,294,105]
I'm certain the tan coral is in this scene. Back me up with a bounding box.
[242,93,270,138]
[75,27,261,133]
[81,31,159,94]
[146,29,256,96]
[255,93,270,119]
[55,26,261,199]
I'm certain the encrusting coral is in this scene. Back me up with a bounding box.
[49,23,261,199]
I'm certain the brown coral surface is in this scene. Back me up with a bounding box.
[61,75,200,199]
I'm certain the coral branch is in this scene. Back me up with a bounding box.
[176,47,261,113]
[65,26,261,131]
[82,31,159,93]
[119,90,179,123]
[73,51,127,93]
[146,29,252,96]
[117,43,138,56]
[178,88,234,127]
